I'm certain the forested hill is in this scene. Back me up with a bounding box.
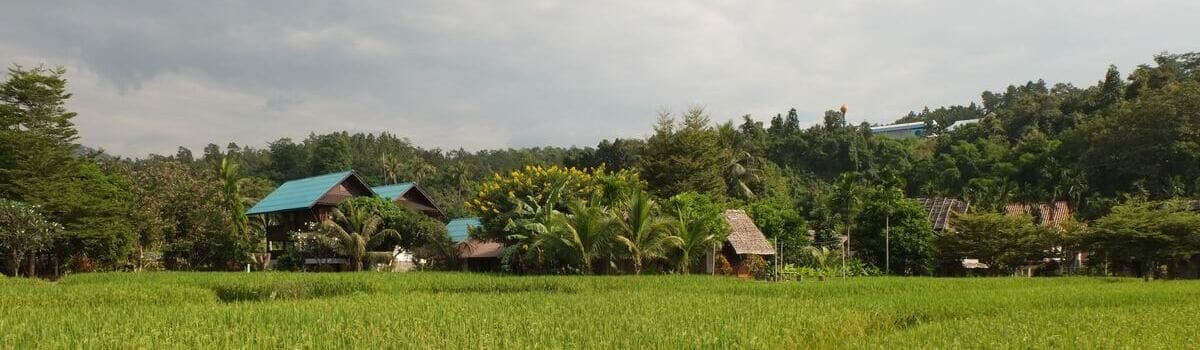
[137,52,1200,220]
[2,52,1198,272]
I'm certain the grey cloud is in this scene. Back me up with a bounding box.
[0,1,1197,156]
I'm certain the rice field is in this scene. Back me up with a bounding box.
[2,273,1198,349]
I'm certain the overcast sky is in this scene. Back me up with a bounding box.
[1,1,1196,157]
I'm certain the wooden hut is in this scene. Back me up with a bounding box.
[246,170,376,261]
[446,217,503,271]
[717,209,776,277]
[372,182,446,220]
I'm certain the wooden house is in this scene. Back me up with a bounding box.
[717,209,776,277]
[446,217,503,271]
[246,170,377,259]
[372,182,446,220]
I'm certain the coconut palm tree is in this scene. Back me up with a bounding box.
[613,189,680,274]
[523,200,617,274]
[667,206,722,274]
[319,200,401,271]
[725,151,763,200]
[380,153,403,185]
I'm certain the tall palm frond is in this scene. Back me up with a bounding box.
[613,189,680,274]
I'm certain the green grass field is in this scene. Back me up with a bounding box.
[2,273,1198,349]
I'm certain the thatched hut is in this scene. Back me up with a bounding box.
[716,209,776,277]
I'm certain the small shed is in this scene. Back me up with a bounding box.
[446,217,503,271]
[717,209,776,277]
[373,182,446,220]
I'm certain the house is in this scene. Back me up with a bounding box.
[914,197,970,231]
[869,121,926,138]
[246,170,377,260]
[372,182,446,220]
[446,217,503,271]
[716,209,776,277]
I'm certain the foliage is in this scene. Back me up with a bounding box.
[640,107,732,198]
[937,213,1057,275]
[318,198,403,271]
[1083,199,1200,280]
[662,192,728,273]
[612,189,679,274]
[0,199,62,276]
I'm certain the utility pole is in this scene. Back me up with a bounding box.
[885,215,890,275]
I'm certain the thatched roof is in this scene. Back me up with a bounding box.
[914,197,969,231]
[723,209,776,255]
[1006,201,1071,228]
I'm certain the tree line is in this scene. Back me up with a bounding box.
[2,52,1200,279]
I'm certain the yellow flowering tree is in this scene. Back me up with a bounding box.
[467,165,643,242]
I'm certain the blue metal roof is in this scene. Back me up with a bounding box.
[246,170,357,215]
[869,121,926,133]
[446,217,481,242]
[372,183,414,201]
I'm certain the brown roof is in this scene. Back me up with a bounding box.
[914,197,969,231]
[458,239,504,259]
[1005,201,1071,228]
[723,209,776,255]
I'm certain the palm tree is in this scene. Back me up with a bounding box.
[319,200,401,271]
[523,201,617,274]
[613,189,679,274]
[404,156,436,183]
[725,151,763,199]
[667,207,722,274]
[380,153,403,185]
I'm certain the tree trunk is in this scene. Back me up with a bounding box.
[9,249,23,277]
[27,251,36,277]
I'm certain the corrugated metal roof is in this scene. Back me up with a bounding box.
[446,217,481,242]
[869,121,925,133]
[372,183,414,201]
[246,170,357,215]
[914,197,969,231]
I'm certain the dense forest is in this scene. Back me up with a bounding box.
[3,52,1200,278]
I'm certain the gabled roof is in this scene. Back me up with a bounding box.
[372,183,415,201]
[915,197,969,231]
[246,170,372,215]
[372,182,445,218]
[446,217,481,243]
[723,209,776,255]
[1006,201,1071,228]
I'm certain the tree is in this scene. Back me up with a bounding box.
[640,107,732,198]
[1084,199,1200,281]
[319,199,402,271]
[0,199,61,276]
[521,200,618,274]
[612,189,679,274]
[662,192,728,273]
[937,213,1056,275]
[308,133,353,174]
[725,151,763,200]
[855,193,936,275]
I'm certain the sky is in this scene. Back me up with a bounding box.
[1,1,1196,157]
